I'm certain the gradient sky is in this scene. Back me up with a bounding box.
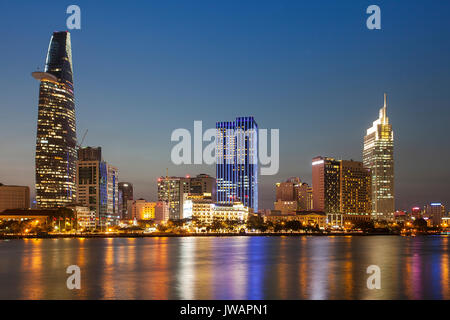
[0,0,449,210]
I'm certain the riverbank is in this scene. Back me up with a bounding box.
[0,231,426,240]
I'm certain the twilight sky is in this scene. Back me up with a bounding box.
[0,0,449,210]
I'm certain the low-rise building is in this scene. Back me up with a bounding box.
[128,199,157,221]
[66,204,96,229]
[264,211,327,229]
[155,201,169,224]
[184,194,250,224]
[0,184,30,213]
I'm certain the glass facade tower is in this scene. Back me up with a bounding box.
[363,94,395,220]
[216,117,258,212]
[33,31,77,208]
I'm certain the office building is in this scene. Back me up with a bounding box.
[157,176,190,220]
[0,184,30,213]
[154,201,170,224]
[363,94,395,220]
[128,199,157,220]
[424,203,446,227]
[339,160,372,214]
[312,157,371,216]
[216,117,258,211]
[118,182,133,220]
[33,31,77,208]
[274,178,313,213]
[312,156,341,213]
[188,174,216,199]
[296,182,313,211]
[76,147,119,226]
[157,174,216,220]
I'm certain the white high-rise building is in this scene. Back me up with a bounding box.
[363,94,395,220]
[76,147,119,226]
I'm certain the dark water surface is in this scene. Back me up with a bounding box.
[0,236,448,300]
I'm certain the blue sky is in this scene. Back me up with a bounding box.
[0,0,449,210]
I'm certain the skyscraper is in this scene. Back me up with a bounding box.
[312,156,340,213]
[312,157,372,215]
[363,94,395,220]
[32,31,77,208]
[339,160,371,215]
[157,174,215,220]
[274,178,301,214]
[118,182,133,220]
[296,182,313,211]
[157,176,190,220]
[216,117,258,212]
[76,147,119,226]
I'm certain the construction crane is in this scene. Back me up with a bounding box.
[77,129,88,149]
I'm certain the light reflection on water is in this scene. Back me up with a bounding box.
[0,236,448,300]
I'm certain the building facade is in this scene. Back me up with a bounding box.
[157,174,216,220]
[216,117,258,212]
[339,160,372,214]
[0,184,30,213]
[154,201,170,224]
[363,94,395,220]
[76,147,119,226]
[312,156,341,213]
[118,182,133,220]
[66,204,96,229]
[296,182,313,211]
[274,178,313,213]
[157,176,190,220]
[128,199,156,220]
[189,174,216,199]
[185,197,250,225]
[424,203,446,227]
[312,157,372,217]
[264,211,327,229]
[33,31,77,209]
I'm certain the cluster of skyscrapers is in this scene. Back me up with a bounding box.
[31,31,134,227]
[273,94,395,223]
[1,30,438,229]
[28,31,261,228]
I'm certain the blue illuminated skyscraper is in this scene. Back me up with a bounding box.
[216,117,258,212]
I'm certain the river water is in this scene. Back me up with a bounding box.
[0,236,448,299]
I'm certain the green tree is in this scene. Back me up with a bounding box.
[246,215,268,232]
[413,218,428,231]
[285,220,302,232]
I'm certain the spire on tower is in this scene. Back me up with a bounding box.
[379,93,388,124]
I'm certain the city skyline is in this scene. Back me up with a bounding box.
[1,1,450,211]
